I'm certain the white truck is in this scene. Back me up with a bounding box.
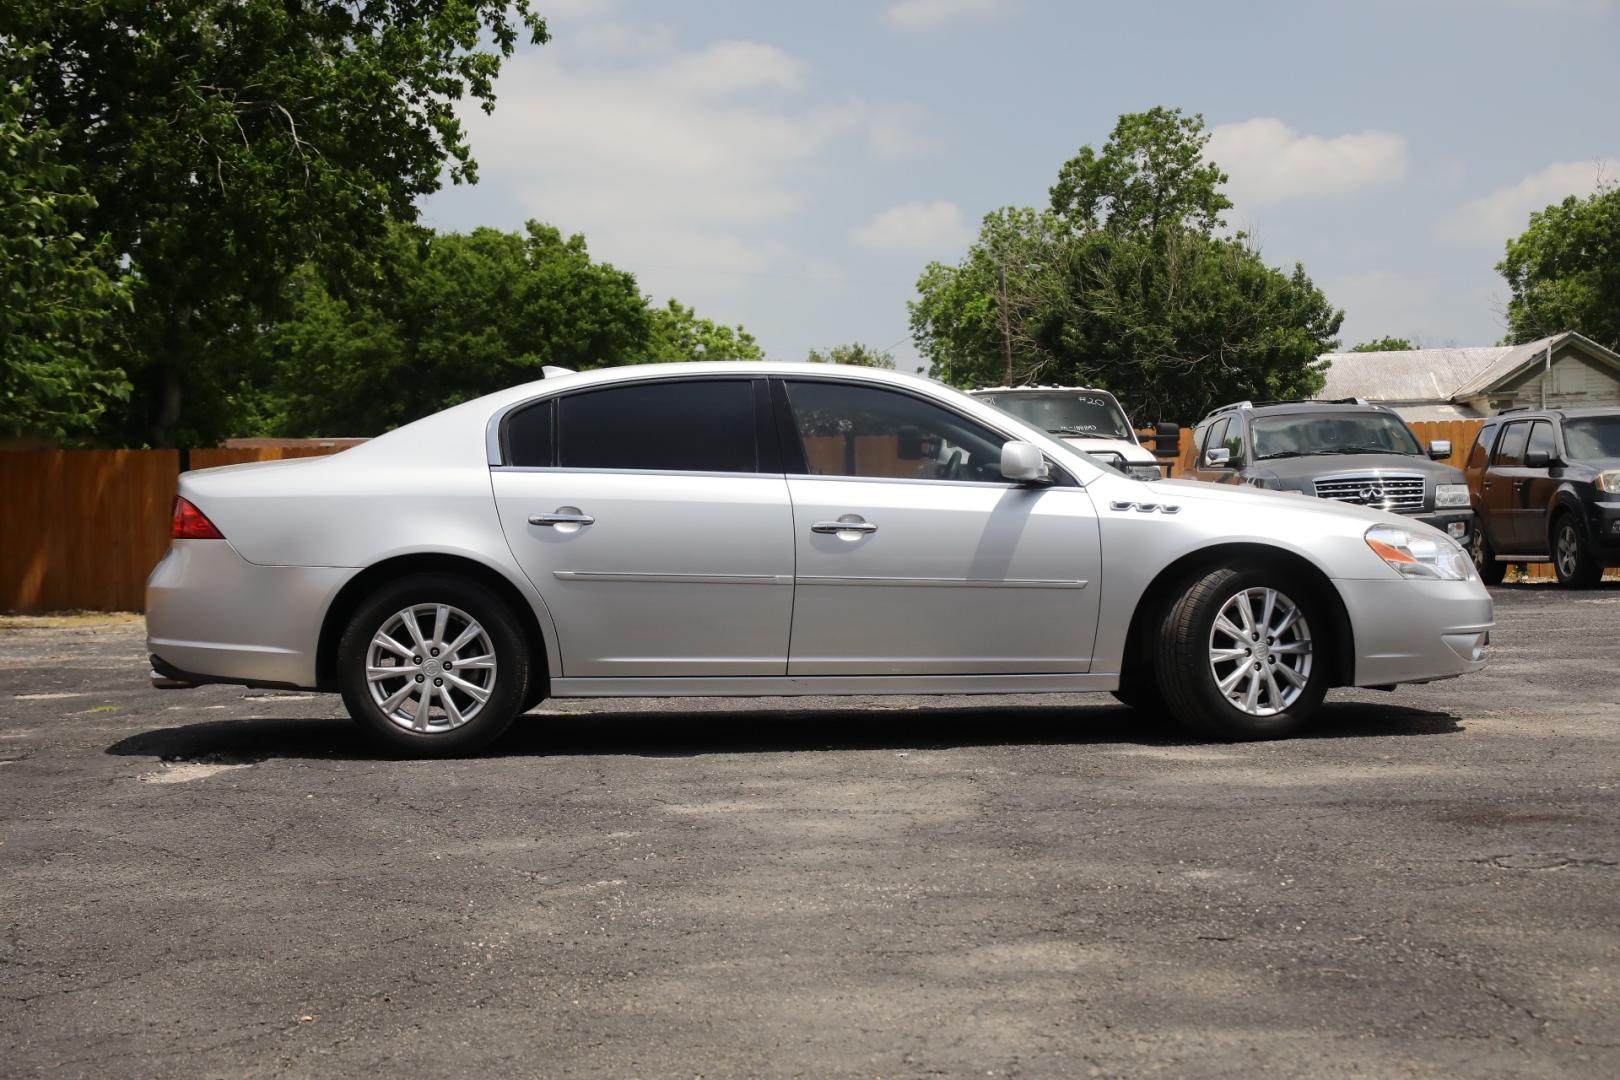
[968,384,1180,480]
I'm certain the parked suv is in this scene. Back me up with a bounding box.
[1464,407,1620,587]
[969,385,1180,480]
[1186,399,1474,542]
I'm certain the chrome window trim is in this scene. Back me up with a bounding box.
[493,465,781,480]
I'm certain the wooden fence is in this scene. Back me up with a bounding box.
[6,417,1570,614]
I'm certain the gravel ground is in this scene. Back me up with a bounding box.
[2,585,1618,1079]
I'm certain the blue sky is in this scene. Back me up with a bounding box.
[423,0,1620,372]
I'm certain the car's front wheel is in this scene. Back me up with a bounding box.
[1471,527,1506,586]
[1552,514,1603,588]
[337,574,531,755]
[1155,566,1329,740]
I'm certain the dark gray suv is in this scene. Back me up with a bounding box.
[1187,399,1474,543]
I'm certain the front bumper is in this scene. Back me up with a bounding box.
[1335,577,1494,687]
[1583,499,1620,561]
[1411,508,1473,542]
[145,540,356,689]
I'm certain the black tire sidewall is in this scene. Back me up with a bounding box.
[1472,528,1506,586]
[337,573,530,756]
[1158,566,1329,740]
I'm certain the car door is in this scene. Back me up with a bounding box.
[774,377,1102,676]
[491,377,794,677]
[1483,420,1529,552]
[1519,420,1558,554]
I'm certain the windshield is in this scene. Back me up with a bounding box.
[1251,412,1422,459]
[976,391,1132,440]
[1563,417,1620,460]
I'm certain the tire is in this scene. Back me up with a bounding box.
[1471,527,1506,586]
[337,573,531,756]
[1155,565,1329,740]
[1551,514,1603,589]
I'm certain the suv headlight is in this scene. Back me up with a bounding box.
[1597,470,1620,495]
[1127,464,1162,481]
[1434,483,1469,508]
[1365,525,1475,581]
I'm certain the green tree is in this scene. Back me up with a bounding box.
[267,222,653,436]
[643,300,763,362]
[909,108,1341,422]
[0,51,130,443]
[1498,184,1620,351]
[6,0,548,446]
[807,343,897,369]
[1350,337,1417,352]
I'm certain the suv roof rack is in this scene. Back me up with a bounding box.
[1495,405,1532,415]
[1207,396,1371,416]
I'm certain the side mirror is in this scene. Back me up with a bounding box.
[1148,422,1182,459]
[1428,439,1451,460]
[1000,440,1050,484]
[1203,447,1231,468]
[1523,449,1552,469]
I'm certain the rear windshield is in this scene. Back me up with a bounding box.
[1251,412,1422,459]
[1563,417,1620,460]
[975,392,1131,440]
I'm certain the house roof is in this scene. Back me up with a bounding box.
[1318,332,1620,404]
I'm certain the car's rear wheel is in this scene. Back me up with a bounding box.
[1156,566,1329,740]
[338,574,531,755]
[1471,527,1506,586]
[1552,515,1603,588]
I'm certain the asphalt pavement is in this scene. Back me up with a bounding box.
[2,584,1618,1078]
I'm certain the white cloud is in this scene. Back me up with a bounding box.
[451,38,929,298]
[1205,118,1408,204]
[884,0,1001,30]
[1436,159,1613,246]
[849,201,975,253]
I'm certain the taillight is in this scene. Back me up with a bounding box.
[171,496,225,540]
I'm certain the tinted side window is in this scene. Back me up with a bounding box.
[557,380,758,473]
[1525,421,1556,463]
[782,381,1007,482]
[506,399,555,467]
[1493,421,1529,467]
[1203,418,1229,460]
[1466,425,1493,470]
[1221,415,1245,463]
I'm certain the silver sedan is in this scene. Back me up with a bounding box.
[147,363,1493,754]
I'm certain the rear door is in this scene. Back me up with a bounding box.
[774,377,1102,676]
[491,377,795,677]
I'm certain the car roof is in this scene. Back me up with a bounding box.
[968,385,1115,395]
[1491,406,1620,421]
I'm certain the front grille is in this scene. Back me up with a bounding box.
[1311,473,1426,513]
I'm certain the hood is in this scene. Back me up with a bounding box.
[1250,452,1463,485]
[1059,435,1156,465]
[1142,475,1437,532]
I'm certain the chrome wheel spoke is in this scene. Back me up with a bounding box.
[414,683,435,730]
[372,634,412,661]
[1258,590,1278,637]
[443,671,490,703]
[402,609,430,653]
[1218,665,1249,695]
[1270,640,1312,655]
[1242,669,1262,711]
[444,623,480,657]
[1263,667,1284,711]
[1275,662,1307,688]
[367,665,412,682]
[379,680,415,713]
[429,604,449,648]
[367,603,496,734]
[1214,615,1247,642]
[1209,646,1249,662]
[452,654,495,670]
[441,689,467,727]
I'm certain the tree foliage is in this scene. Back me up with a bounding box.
[5,0,548,445]
[807,343,897,369]
[266,222,763,436]
[1499,184,1620,351]
[0,50,130,442]
[909,108,1341,423]
[1350,337,1417,352]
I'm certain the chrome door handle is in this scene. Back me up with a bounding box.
[811,519,877,534]
[529,512,595,527]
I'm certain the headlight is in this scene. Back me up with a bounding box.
[1127,464,1161,481]
[1365,524,1475,581]
[1598,470,1620,495]
[1434,483,1469,508]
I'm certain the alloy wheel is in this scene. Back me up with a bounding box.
[1207,587,1313,717]
[366,603,498,733]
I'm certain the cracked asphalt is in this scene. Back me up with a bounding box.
[2,584,1618,1079]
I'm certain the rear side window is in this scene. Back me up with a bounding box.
[1493,421,1529,467]
[534,379,758,473]
[506,399,555,467]
[1466,426,1492,470]
[1525,421,1556,462]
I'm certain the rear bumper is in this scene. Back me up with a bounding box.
[1335,577,1494,687]
[145,540,356,689]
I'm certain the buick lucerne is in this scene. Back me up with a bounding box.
[147,363,1494,754]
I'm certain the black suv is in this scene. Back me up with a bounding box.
[1464,407,1620,587]
[1186,399,1474,542]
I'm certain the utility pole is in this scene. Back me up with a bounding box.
[997,263,1014,386]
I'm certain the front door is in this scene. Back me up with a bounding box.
[775,378,1102,676]
[1481,420,1528,552]
[492,377,794,677]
